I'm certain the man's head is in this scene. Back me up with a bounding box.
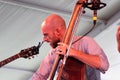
[41,14,66,48]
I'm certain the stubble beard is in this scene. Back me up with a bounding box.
[50,39,60,48]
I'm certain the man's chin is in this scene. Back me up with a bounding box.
[50,43,57,48]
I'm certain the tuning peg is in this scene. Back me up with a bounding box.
[32,56,34,58]
[28,57,31,59]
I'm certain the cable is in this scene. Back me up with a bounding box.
[72,23,96,44]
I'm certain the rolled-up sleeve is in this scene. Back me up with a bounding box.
[80,36,109,73]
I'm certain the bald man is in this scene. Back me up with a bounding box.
[31,14,109,80]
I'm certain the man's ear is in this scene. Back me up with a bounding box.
[54,28,60,36]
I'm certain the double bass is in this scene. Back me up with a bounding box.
[48,0,86,80]
[48,0,106,80]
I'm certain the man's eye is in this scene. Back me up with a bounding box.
[44,34,48,37]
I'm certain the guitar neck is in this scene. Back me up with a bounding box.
[0,53,20,67]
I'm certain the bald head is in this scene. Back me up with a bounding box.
[41,14,66,31]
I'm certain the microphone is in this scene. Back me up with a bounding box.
[86,0,106,25]
[93,10,97,25]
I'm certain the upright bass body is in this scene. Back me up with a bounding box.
[62,57,85,80]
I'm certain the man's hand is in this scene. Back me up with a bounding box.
[56,42,68,56]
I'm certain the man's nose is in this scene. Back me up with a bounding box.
[43,37,48,42]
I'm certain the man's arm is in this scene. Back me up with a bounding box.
[56,36,109,73]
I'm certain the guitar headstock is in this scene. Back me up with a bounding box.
[19,46,39,59]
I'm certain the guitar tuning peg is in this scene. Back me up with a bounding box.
[32,56,34,58]
[28,57,31,59]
